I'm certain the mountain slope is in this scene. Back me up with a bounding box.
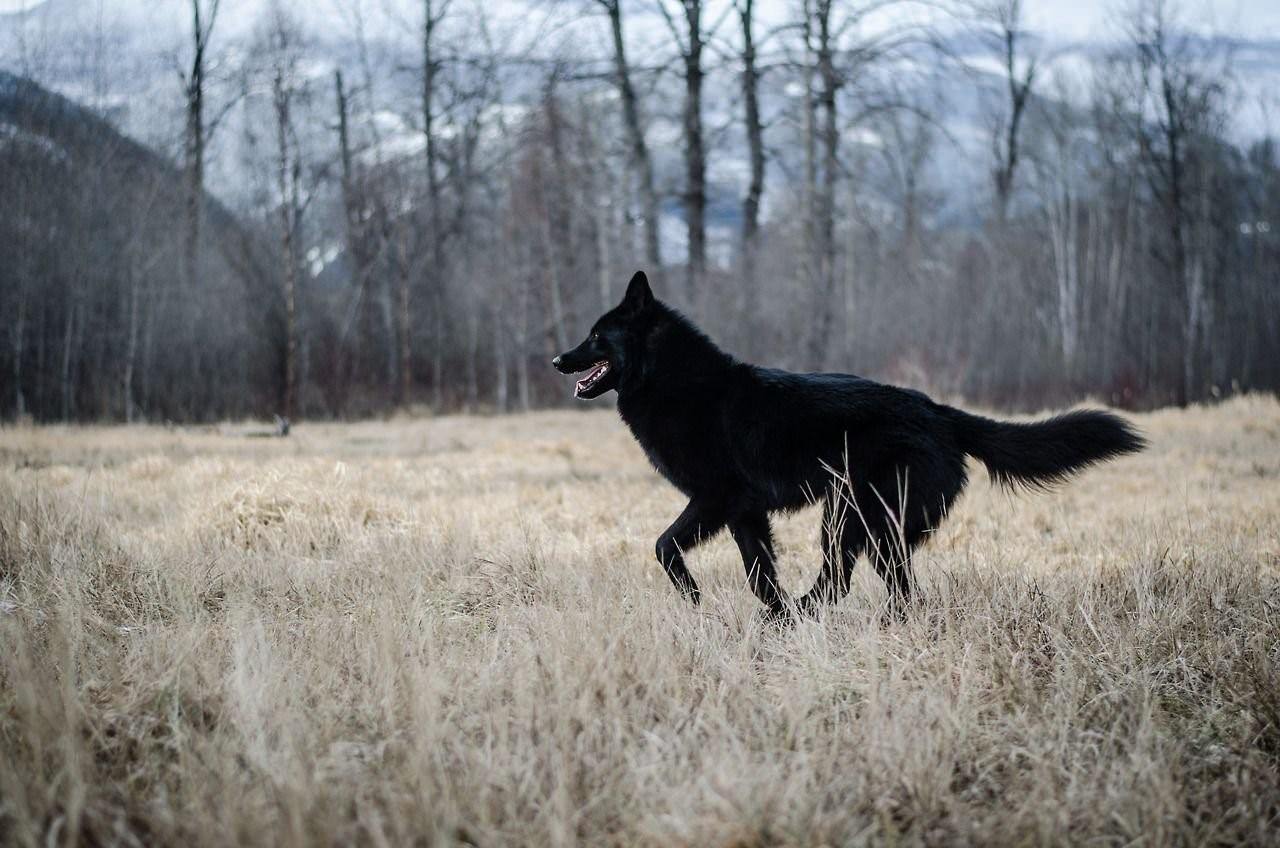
[0,70,279,421]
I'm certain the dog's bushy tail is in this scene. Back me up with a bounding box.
[944,406,1145,491]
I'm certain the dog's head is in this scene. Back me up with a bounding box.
[553,271,657,399]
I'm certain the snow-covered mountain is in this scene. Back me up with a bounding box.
[4,0,1278,243]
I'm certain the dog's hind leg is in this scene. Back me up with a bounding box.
[795,493,869,617]
[863,461,954,617]
[729,511,789,614]
[655,500,726,605]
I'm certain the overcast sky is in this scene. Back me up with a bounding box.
[1,0,1278,43]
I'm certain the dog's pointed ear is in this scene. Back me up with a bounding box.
[622,271,653,311]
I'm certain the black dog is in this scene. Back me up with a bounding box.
[554,271,1144,618]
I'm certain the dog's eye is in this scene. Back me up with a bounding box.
[591,332,600,341]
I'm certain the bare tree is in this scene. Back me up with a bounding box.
[578,94,620,310]
[257,4,313,423]
[8,280,26,419]
[595,0,662,277]
[735,0,766,288]
[797,0,934,366]
[4,0,1276,421]
[540,74,573,354]
[656,0,716,297]
[1032,76,1091,383]
[180,0,221,294]
[336,67,400,408]
[421,0,454,409]
[875,94,937,270]
[973,0,1038,223]
[1120,0,1231,405]
[1043,119,1081,381]
[803,0,841,364]
[120,180,166,423]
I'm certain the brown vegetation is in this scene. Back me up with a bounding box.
[2,398,1279,844]
[4,1,1278,423]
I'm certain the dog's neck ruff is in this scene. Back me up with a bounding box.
[618,316,736,404]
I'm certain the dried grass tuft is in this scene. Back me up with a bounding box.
[203,466,412,554]
[1,398,1279,846]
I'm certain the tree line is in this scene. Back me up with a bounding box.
[1,0,1277,423]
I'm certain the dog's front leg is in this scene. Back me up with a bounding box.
[654,500,726,604]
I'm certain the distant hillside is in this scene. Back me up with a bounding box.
[0,68,247,246]
[0,70,280,422]
[5,2,1277,248]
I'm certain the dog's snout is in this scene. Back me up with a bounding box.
[552,355,562,368]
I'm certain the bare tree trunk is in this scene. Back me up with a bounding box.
[432,296,445,410]
[60,301,77,422]
[542,81,571,352]
[280,221,298,422]
[335,69,364,401]
[1123,0,1227,405]
[397,223,413,407]
[272,63,300,422]
[738,0,765,292]
[465,309,479,410]
[182,0,218,296]
[801,0,818,284]
[1100,175,1135,384]
[670,0,707,298]
[122,267,140,423]
[596,171,614,309]
[10,284,26,419]
[540,212,570,355]
[1169,149,1189,406]
[516,269,531,411]
[378,278,396,399]
[1046,169,1080,379]
[183,89,201,293]
[334,69,353,209]
[423,0,451,411]
[986,0,1037,223]
[600,0,661,276]
[809,0,839,365]
[423,0,446,222]
[517,337,530,411]
[1195,172,1214,388]
[140,274,156,413]
[842,175,859,363]
[34,305,46,416]
[177,0,221,412]
[574,101,615,310]
[493,295,509,412]
[619,166,638,278]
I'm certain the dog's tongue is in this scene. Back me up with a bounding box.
[574,362,608,397]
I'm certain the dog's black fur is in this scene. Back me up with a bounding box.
[554,272,1145,618]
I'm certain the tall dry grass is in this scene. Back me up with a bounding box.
[2,398,1279,846]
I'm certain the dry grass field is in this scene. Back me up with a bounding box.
[2,397,1280,846]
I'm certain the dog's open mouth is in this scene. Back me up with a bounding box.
[574,361,610,397]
